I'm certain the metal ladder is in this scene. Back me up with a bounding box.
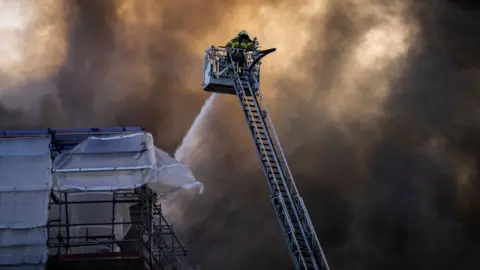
[227,50,330,270]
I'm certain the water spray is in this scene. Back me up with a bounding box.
[174,93,217,162]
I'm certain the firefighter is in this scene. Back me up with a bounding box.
[226,30,255,51]
[226,30,255,75]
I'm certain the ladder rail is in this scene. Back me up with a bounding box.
[227,52,302,243]
[237,80,317,268]
[237,92,310,269]
[248,63,331,270]
[243,49,330,269]
[227,49,318,269]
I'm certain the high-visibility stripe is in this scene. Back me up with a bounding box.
[240,41,253,50]
[228,40,240,47]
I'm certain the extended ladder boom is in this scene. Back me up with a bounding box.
[203,46,330,270]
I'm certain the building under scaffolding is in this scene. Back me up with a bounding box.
[0,127,203,270]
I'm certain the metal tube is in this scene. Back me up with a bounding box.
[64,193,70,255]
[53,165,152,173]
[111,191,116,251]
[48,221,145,227]
[48,238,141,248]
[147,191,153,267]
[56,149,146,155]
[56,199,140,204]
[48,235,113,240]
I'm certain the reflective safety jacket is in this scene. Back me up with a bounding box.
[226,36,254,51]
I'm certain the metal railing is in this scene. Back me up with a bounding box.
[204,46,261,82]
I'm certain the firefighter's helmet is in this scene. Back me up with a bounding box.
[238,30,249,37]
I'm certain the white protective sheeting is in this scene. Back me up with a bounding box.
[0,137,51,267]
[52,132,203,194]
[147,148,205,195]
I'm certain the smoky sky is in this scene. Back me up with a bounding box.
[1,0,480,270]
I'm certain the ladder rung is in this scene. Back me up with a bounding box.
[267,164,279,170]
[243,108,258,116]
[270,171,279,176]
[261,151,273,157]
[268,164,278,169]
[257,142,269,148]
[270,171,280,177]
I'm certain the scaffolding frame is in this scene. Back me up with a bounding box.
[0,127,191,270]
[47,187,188,269]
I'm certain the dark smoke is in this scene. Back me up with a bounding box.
[54,0,215,153]
[1,0,480,269]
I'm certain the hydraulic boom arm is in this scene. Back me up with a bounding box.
[203,46,330,270]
